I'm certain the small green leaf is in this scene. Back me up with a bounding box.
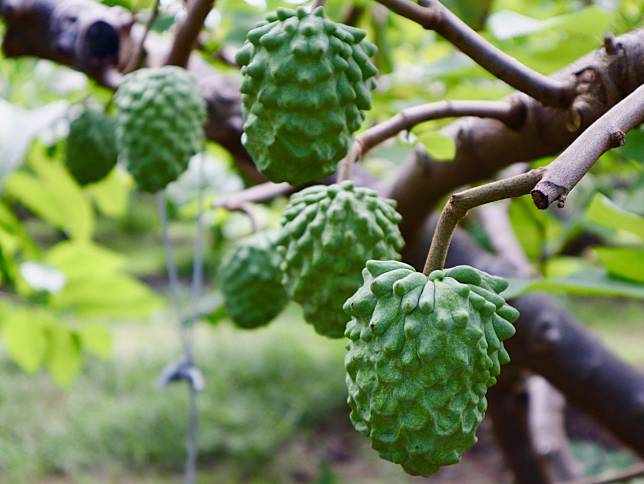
[416,131,456,159]
[78,323,112,359]
[586,194,644,239]
[594,247,644,283]
[86,167,133,219]
[45,240,124,279]
[511,269,644,300]
[46,326,82,387]
[5,154,94,240]
[2,309,47,373]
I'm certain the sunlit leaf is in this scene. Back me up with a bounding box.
[586,193,644,239]
[415,130,456,159]
[2,309,47,373]
[78,324,112,359]
[594,247,644,283]
[5,153,94,240]
[507,269,644,300]
[46,325,82,386]
[86,167,133,219]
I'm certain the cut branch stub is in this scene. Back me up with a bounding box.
[532,83,644,209]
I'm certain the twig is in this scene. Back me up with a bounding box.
[124,0,161,73]
[424,168,545,274]
[184,154,206,484]
[165,0,217,67]
[376,0,575,107]
[215,182,294,210]
[337,99,524,181]
[562,461,644,484]
[311,0,327,8]
[532,83,644,209]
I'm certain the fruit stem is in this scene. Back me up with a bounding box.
[423,168,545,275]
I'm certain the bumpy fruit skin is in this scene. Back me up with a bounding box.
[115,66,206,193]
[278,181,404,338]
[344,261,518,476]
[66,110,118,186]
[236,6,378,184]
[220,231,288,329]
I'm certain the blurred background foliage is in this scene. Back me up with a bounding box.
[0,0,642,482]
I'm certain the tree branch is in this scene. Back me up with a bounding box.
[487,368,553,484]
[424,168,544,274]
[124,0,161,73]
[214,182,293,210]
[165,0,216,67]
[387,29,644,243]
[337,99,525,181]
[532,83,644,209]
[376,0,576,107]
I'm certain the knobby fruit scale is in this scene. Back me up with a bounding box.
[219,230,288,329]
[115,66,207,193]
[65,109,118,186]
[236,6,378,185]
[234,6,520,477]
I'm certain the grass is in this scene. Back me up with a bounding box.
[0,305,348,483]
[0,296,641,483]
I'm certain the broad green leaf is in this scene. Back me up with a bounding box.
[78,324,112,359]
[509,197,563,261]
[45,240,124,279]
[586,193,644,239]
[2,309,47,373]
[509,269,644,300]
[415,131,456,159]
[5,154,94,240]
[594,247,644,283]
[46,325,82,386]
[489,7,613,40]
[617,127,644,162]
[441,0,492,30]
[51,274,161,317]
[86,168,133,219]
[544,256,593,278]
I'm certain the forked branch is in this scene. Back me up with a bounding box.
[532,83,644,209]
[338,99,525,180]
[424,168,545,274]
[376,0,575,107]
[165,0,216,67]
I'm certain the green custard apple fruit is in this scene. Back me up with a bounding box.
[236,6,378,184]
[115,66,206,193]
[220,230,288,329]
[344,261,518,476]
[278,181,404,338]
[66,109,118,185]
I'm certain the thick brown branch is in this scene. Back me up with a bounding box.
[487,369,553,484]
[532,83,644,209]
[387,29,644,243]
[165,0,216,67]
[376,0,575,107]
[337,99,524,181]
[424,168,544,274]
[214,182,293,210]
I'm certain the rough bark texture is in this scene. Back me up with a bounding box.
[386,29,644,240]
[2,0,644,469]
[487,368,552,484]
